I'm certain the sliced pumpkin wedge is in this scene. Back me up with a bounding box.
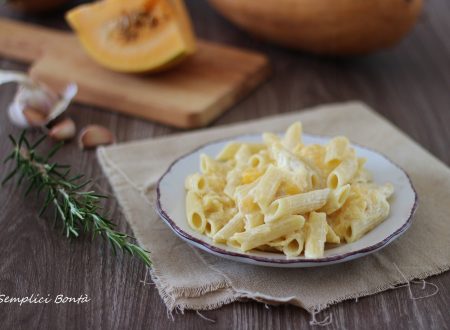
[66,0,196,73]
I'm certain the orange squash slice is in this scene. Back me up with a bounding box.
[66,0,196,73]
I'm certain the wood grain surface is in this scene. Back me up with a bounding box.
[0,18,269,128]
[0,1,449,329]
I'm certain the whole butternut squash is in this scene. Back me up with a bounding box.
[8,0,69,13]
[207,0,423,55]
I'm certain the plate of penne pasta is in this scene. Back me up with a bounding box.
[156,122,417,267]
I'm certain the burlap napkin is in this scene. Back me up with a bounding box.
[97,102,450,313]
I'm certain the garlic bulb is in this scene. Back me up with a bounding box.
[47,83,78,122]
[1,70,78,128]
[0,70,30,85]
[8,100,30,128]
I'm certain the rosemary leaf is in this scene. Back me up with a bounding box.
[2,132,151,267]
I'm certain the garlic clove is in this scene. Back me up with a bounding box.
[7,85,48,128]
[22,107,48,127]
[24,84,59,116]
[2,69,78,129]
[78,125,114,149]
[8,101,29,128]
[48,83,78,122]
[48,118,77,141]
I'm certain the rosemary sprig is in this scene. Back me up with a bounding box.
[2,131,151,267]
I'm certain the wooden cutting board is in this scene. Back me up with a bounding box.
[0,18,269,128]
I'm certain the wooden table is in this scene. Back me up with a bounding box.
[0,1,449,329]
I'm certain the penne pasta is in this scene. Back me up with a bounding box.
[329,183,393,243]
[282,231,305,257]
[251,165,285,209]
[230,215,305,251]
[186,191,207,233]
[234,181,258,200]
[185,121,394,258]
[216,142,242,161]
[234,181,259,214]
[326,224,341,244]
[202,193,224,214]
[200,154,228,175]
[320,184,351,214]
[271,144,306,172]
[345,189,391,242]
[266,188,330,221]
[298,144,326,171]
[379,183,394,198]
[205,210,235,237]
[324,136,350,167]
[304,212,328,258]
[204,175,226,193]
[282,122,303,151]
[240,168,264,185]
[224,168,242,197]
[213,213,245,243]
[244,213,265,229]
[248,152,270,171]
[234,145,253,166]
[270,144,321,190]
[263,132,281,146]
[185,173,208,195]
[327,150,358,189]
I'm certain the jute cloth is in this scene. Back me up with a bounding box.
[97,102,450,313]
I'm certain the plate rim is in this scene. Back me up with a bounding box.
[156,133,418,265]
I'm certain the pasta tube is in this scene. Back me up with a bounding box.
[234,145,253,166]
[185,173,208,195]
[320,184,351,214]
[326,224,341,244]
[224,168,242,197]
[200,154,228,175]
[329,183,393,243]
[185,120,394,258]
[202,193,224,214]
[205,175,226,193]
[234,181,259,214]
[282,122,303,151]
[248,152,270,170]
[244,213,265,229]
[327,151,358,189]
[282,231,305,257]
[252,165,285,208]
[213,213,245,243]
[304,212,328,258]
[185,191,207,233]
[263,132,281,146]
[346,193,391,242]
[298,144,326,171]
[205,211,234,237]
[230,215,305,251]
[271,144,320,190]
[324,136,350,167]
[266,188,330,221]
[216,143,241,161]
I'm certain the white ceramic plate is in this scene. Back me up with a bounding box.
[156,134,417,268]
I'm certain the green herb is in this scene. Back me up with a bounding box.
[2,131,151,267]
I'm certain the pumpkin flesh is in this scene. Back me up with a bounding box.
[66,0,196,72]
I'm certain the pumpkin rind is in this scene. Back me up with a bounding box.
[207,0,423,55]
[9,0,69,13]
